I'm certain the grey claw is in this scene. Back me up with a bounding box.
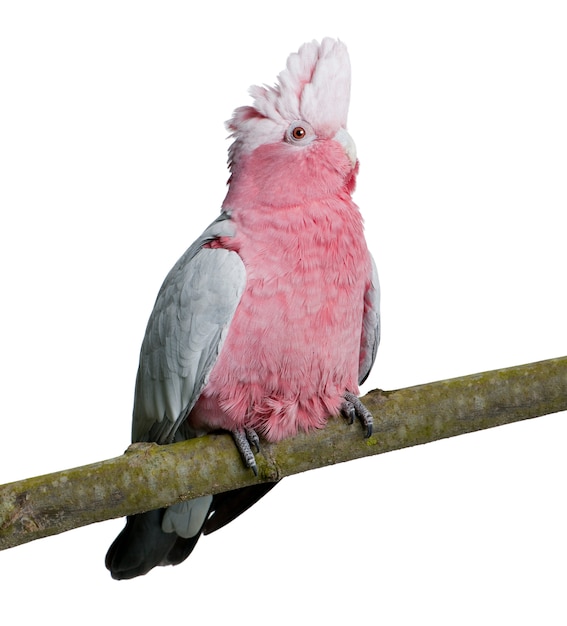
[346,405,356,425]
[231,428,260,475]
[245,427,261,453]
[341,392,373,438]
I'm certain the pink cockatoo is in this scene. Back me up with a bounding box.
[106,38,380,579]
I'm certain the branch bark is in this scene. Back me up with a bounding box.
[1,356,566,551]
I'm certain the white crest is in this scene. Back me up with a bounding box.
[227,38,352,167]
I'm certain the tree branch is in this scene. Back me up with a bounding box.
[1,356,566,551]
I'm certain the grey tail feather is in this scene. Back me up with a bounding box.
[105,509,194,580]
[105,482,278,579]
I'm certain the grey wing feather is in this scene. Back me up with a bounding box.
[358,253,380,385]
[132,212,246,444]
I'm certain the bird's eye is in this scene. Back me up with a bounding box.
[285,121,314,144]
[292,126,306,140]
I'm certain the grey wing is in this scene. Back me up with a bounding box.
[132,213,246,444]
[358,253,380,385]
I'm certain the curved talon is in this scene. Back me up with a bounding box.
[341,392,373,438]
[245,427,261,453]
[231,428,260,476]
[343,402,356,425]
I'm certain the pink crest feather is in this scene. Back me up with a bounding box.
[227,38,352,168]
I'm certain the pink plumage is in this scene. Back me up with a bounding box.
[193,147,370,442]
[106,38,380,579]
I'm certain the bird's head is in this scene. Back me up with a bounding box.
[225,39,358,208]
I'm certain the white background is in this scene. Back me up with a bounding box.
[1,2,565,624]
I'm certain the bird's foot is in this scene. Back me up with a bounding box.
[231,428,260,476]
[341,392,373,438]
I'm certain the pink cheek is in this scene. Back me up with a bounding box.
[239,140,354,208]
[222,146,312,210]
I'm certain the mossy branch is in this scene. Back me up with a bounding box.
[1,356,566,551]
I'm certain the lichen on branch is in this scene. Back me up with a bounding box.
[1,356,566,551]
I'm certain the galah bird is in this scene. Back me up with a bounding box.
[106,37,380,579]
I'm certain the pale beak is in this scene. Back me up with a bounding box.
[333,128,357,167]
